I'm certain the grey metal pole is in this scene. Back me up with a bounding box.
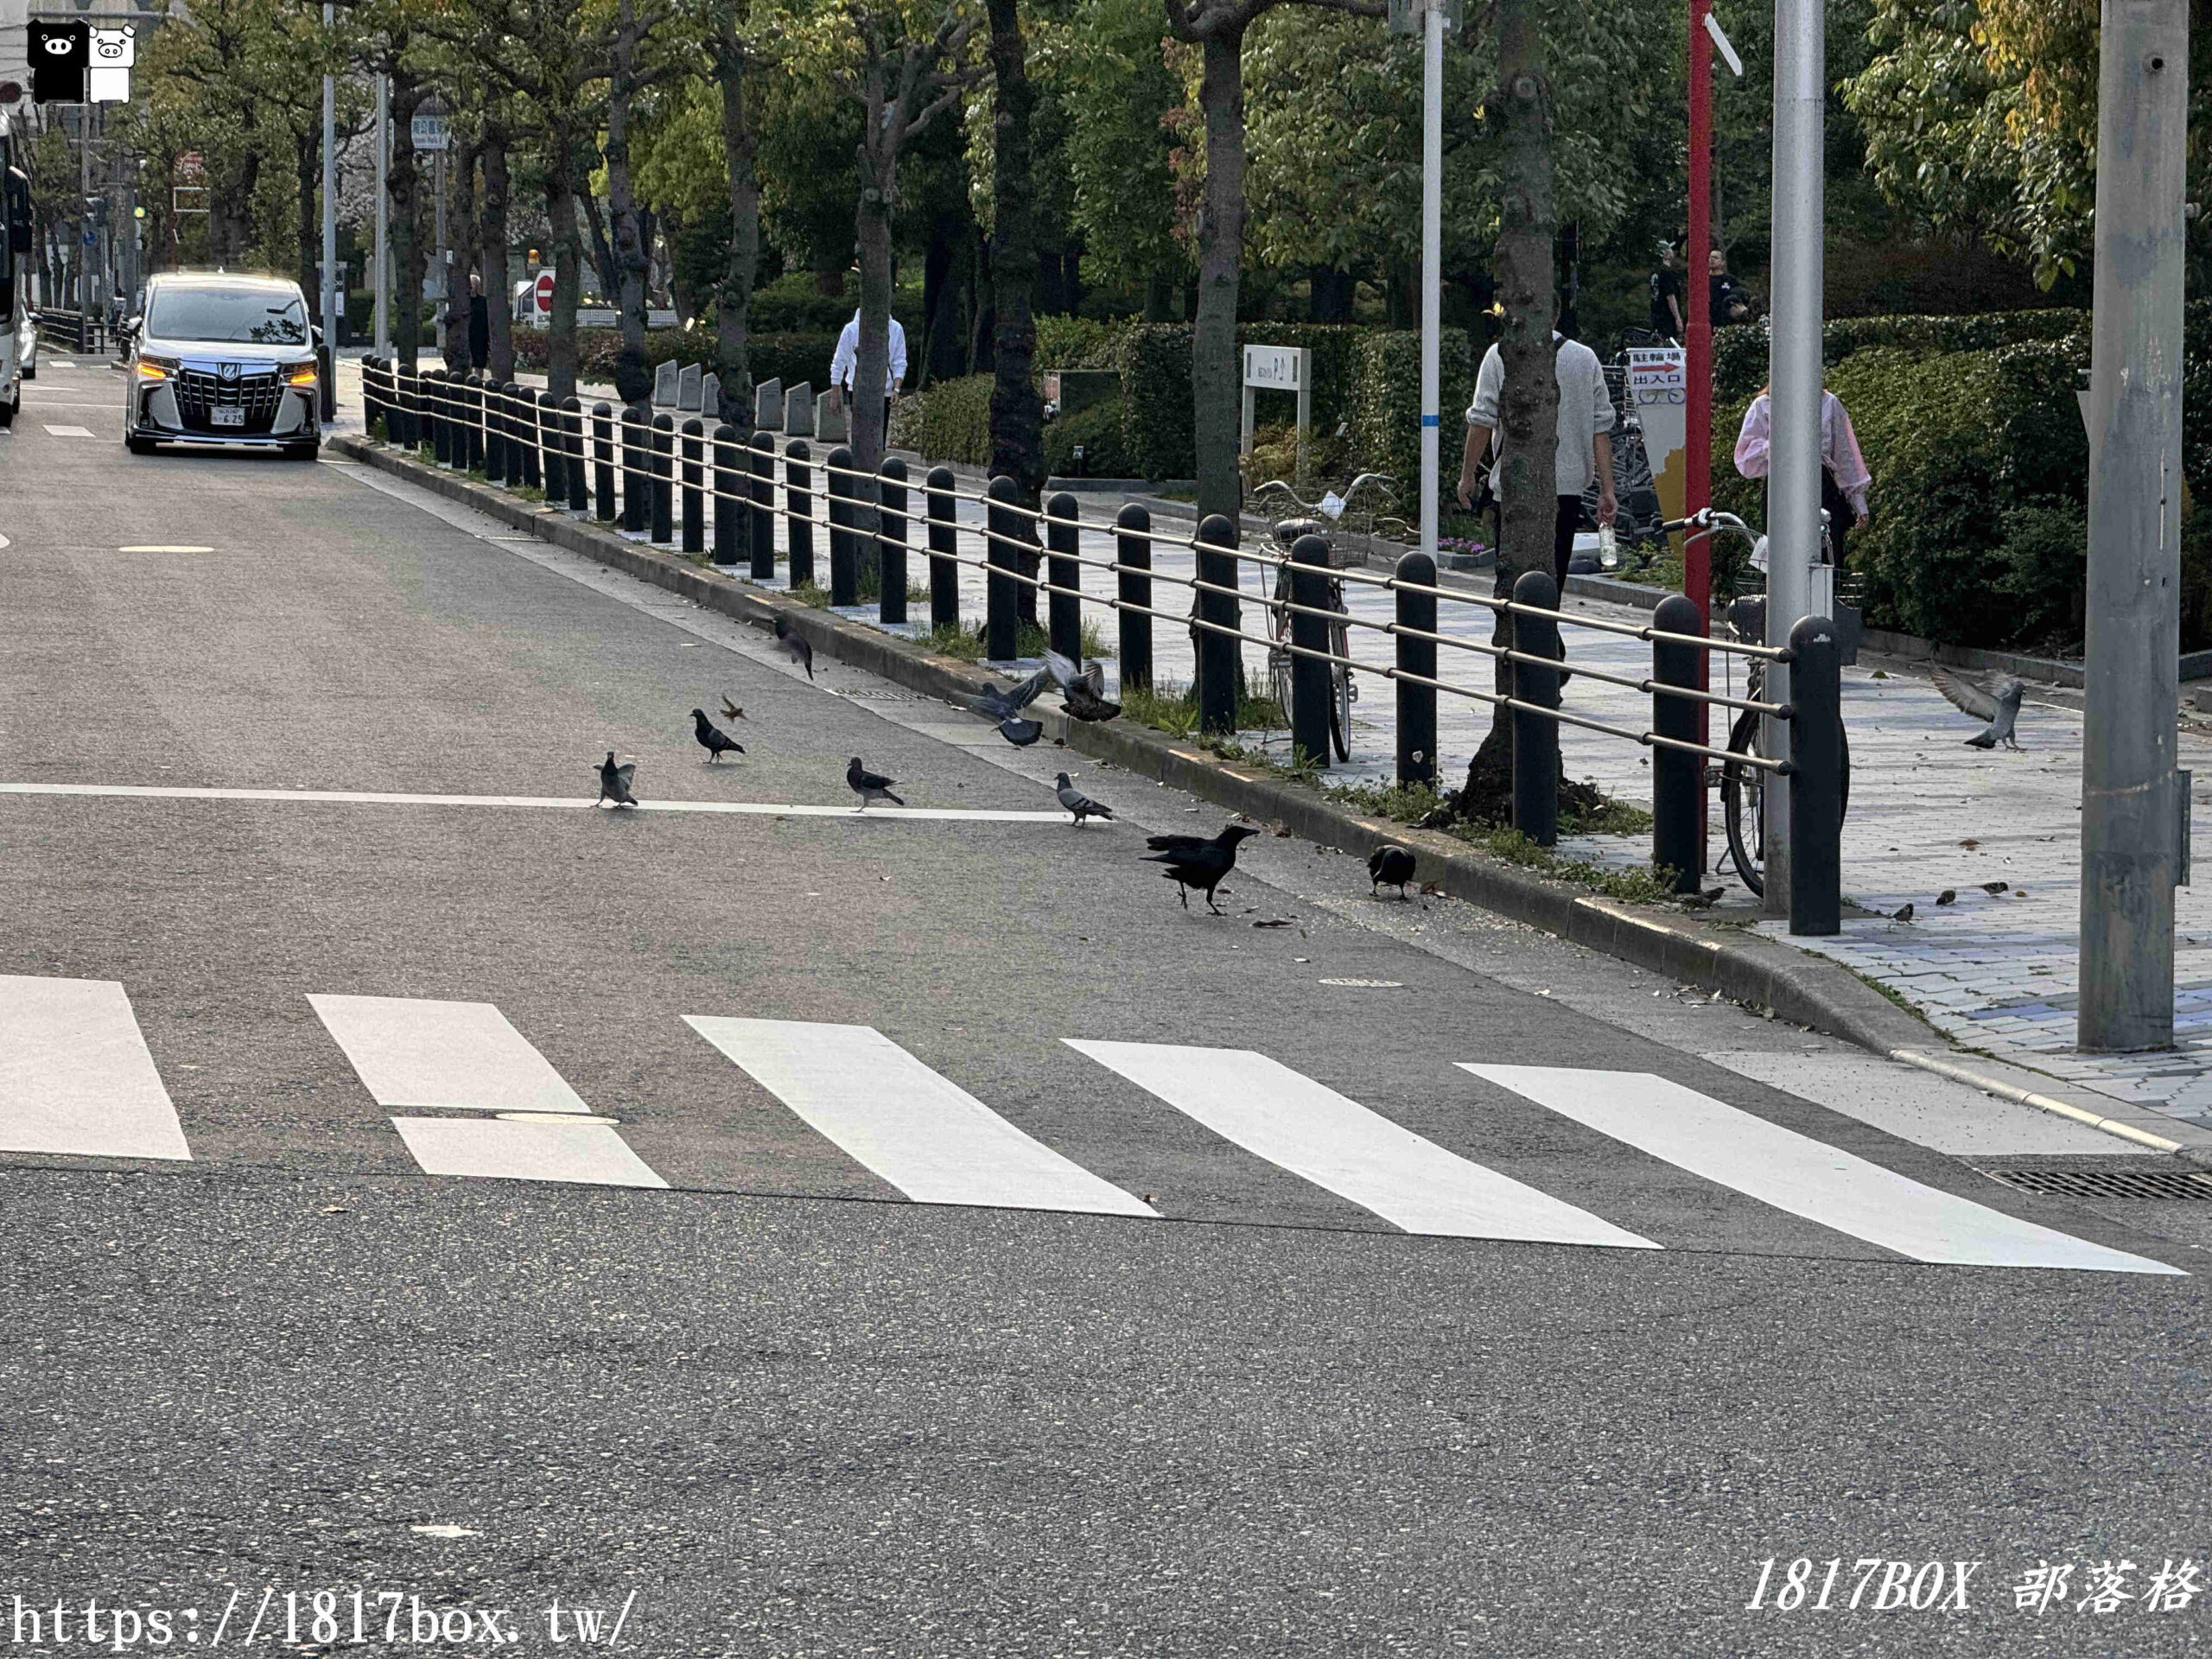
[374,74,390,355]
[1760,0,1824,917]
[2080,0,2189,1053]
[321,2,337,422]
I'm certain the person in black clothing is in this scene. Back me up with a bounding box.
[1648,241,1684,343]
[467,277,489,371]
[1708,247,1753,326]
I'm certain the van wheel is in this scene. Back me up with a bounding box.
[125,435,155,454]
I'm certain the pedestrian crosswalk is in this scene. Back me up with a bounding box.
[0,974,2185,1274]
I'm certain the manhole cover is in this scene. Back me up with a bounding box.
[1319,977,1404,988]
[842,690,926,702]
[1983,1166,2212,1201]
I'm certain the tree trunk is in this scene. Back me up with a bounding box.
[388,82,423,372]
[986,0,1045,504]
[482,129,513,383]
[607,2,650,356]
[444,138,476,371]
[714,27,761,434]
[1309,264,1352,321]
[295,127,318,304]
[1191,29,1246,523]
[581,189,620,304]
[852,126,896,474]
[544,139,582,399]
[1143,271,1173,321]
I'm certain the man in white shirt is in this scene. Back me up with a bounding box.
[830,308,907,435]
[1454,311,1618,586]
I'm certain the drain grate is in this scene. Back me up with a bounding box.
[1983,1166,2212,1202]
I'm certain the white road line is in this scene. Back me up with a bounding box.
[391,1116,668,1187]
[689,1017,1157,1217]
[1703,1050,2151,1158]
[1461,1065,2183,1274]
[41,424,94,437]
[0,781,1066,823]
[1067,1040,1657,1247]
[308,995,591,1114]
[0,976,192,1161]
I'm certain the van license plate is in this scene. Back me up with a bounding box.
[211,406,245,427]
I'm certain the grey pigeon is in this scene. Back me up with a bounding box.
[1932,669,2025,750]
[1143,823,1261,914]
[1046,649,1122,722]
[1369,844,1416,899]
[774,615,814,681]
[597,751,639,808]
[1892,902,1915,924]
[691,708,745,762]
[847,756,904,809]
[1936,888,1956,906]
[966,664,1052,746]
[1055,772,1113,825]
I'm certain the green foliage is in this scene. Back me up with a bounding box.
[1709,310,2088,402]
[1034,315,1128,370]
[889,373,994,466]
[1350,327,1471,505]
[1043,403,1138,479]
[1110,325,1197,481]
[512,327,842,396]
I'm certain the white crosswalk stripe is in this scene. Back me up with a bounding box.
[688,1016,1157,1217]
[1067,1039,1657,1247]
[0,976,192,1161]
[1461,1064,2183,1275]
[391,1116,668,1188]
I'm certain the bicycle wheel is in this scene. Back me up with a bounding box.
[1328,619,1352,762]
[1721,708,1768,897]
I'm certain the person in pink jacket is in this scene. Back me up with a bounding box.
[1732,384,1872,564]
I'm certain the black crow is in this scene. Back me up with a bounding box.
[691,708,746,762]
[774,615,814,680]
[597,752,639,808]
[1055,772,1114,825]
[1143,823,1260,913]
[848,757,904,809]
[1369,844,1416,899]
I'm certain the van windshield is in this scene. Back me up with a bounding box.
[148,288,309,346]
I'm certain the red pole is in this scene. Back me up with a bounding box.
[1685,0,1713,870]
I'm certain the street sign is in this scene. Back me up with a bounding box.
[177,152,203,180]
[30,22,89,103]
[535,271,555,316]
[410,112,448,152]
[1240,345,1312,475]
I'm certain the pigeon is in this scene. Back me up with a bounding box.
[1982,880,2010,894]
[1369,844,1417,899]
[774,615,814,681]
[597,751,639,808]
[1936,888,1956,906]
[965,664,1053,746]
[1892,902,1915,923]
[1055,772,1113,825]
[719,695,747,723]
[1931,669,2025,750]
[1143,823,1261,914]
[847,757,904,809]
[1046,649,1122,722]
[691,708,745,762]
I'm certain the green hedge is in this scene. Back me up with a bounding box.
[511,327,842,401]
[1035,316,1128,371]
[1350,327,1473,507]
[1711,308,2089,402]
[888,372,994,467]
[1109,325,1198,481]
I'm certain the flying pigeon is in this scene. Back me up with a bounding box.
[965,664,1053,746]
[719,695,747,723]
[597,751,639,808]
[1143,823,1261,914]
[1369,844,1416,899]
[691,708,745,762]
[774,615,814,681]
[847,757,904,809]
[1055,772,1114,826]
[1046,649,1122,722]
[1932,669,2025,750]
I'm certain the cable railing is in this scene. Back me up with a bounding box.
[359,357,1845,934]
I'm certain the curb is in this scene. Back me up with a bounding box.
[334,432,2193,1155]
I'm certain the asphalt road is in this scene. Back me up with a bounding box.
[3,356,2209,1656]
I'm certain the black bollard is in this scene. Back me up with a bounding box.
[1395,551,1438,789]
[879,458,908,625]
[826,445,856,606]
[564,397,588,512]
[512,383,540,491]
[651,414,675,543]
[1116,503,1152,691]
[620,405,648,532]
[1046,493,1083,664]
[592,403,616,521]
[749,432,776,578]
[785,441,814,588]
[712,424,741,565]
[1288,534,1334,768]
[428,371,449,465]
[483,378,506,484]
[1510,568,1561,848]
[985,476,1022,662]
[927,467,960,631]
[1194,512,1240,734]
[466,375,487,474]
[681,418,705,554]
[1787,614,1843,937]
[540,391,565,500]
[1650,593,1705,891]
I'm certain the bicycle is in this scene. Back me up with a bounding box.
[1665,509,1853,898]
[1249,473,1403,763]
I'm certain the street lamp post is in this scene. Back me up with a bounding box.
[374,75,390,355]
[1416,0,1445,560]
[321,0,337,420]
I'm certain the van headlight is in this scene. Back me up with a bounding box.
[136,354,178,380]
[284,361,318,387]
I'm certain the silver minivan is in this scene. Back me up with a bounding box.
[124,272,321,458]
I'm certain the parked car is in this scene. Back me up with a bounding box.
[124,272,321,458]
